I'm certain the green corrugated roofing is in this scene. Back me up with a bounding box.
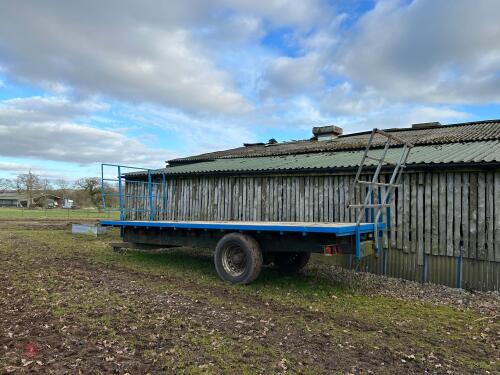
[169,119,500,163]
[151,140,500,176]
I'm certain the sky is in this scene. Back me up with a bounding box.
[0,0,500,182]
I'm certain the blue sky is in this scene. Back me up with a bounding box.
[0,0,499,183]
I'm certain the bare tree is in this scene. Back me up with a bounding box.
[16,170,41,208]
[0,178,14,193]
[55,178,70,198]
[38,178,52,208]
[76,177,102,210]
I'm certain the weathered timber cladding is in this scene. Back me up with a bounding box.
[127,173,360,222]
[125,169,500,290]
[125,169,500,261]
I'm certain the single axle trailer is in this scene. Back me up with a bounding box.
[99,128,411,284]
[99,219,383,284]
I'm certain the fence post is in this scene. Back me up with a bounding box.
[118,165,124,221]
[162,172,166,220]
[383,248,388,275]
[148,169,154,221]
[456,240,464,288]
[422,253,428,283]
[101,164,106,212]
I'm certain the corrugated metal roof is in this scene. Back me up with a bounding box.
[169,119,500,164]
[0,192,26,200]
[0,192,59,200]
[141,140,500,176]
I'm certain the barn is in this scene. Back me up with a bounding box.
[0,191,23,207]
[123,119,500,291]
[0,192,63,208]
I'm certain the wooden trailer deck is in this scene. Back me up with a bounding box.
[99,220,383,236]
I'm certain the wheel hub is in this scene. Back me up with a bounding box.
[221,245,247,277]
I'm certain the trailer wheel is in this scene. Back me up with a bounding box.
[214,233,263,284]
[274,252,311,273]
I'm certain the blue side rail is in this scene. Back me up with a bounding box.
[101,163,168,221]
[100,163,388,259]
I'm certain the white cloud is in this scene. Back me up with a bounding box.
[331,104,471,134]
[335,0,500,104]
[0,1,340,114]
[0,122,169,165]
[0,0,497,170]
[0,1,252,114]
[117,104,257,156]
[0,161,36,173]
[319,82,386,116]
[201,15,265,46]
[0,96,106,125]
[0,96,176,166]
[0,161,63,180]
[260,55,324,98]
[217,0,332,28]
[253,0,498,132]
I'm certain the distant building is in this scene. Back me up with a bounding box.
[0,191,24,207]
[62,198,75,209]
[0,191,63,208]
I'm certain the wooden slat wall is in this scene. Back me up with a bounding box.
[125,169,500,263]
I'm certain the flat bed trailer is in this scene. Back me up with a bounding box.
[99,129,409,284]
[100,219,383,284]
[100,220,378,236]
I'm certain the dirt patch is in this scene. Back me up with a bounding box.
[0,228,498,374]
[0,221,73,231]
[0,254,423,374]
[0,217,99,223]
[1,279,159,374]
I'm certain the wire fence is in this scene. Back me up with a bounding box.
[0,207,120,220]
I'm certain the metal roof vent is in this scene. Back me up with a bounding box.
[411,122,442,129]
[243,142,265,147]
[312,125,343,141]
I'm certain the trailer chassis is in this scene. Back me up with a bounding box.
[100,220,383,284]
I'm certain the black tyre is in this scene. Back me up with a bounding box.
[274,252,311,273]
[214,233,263,284]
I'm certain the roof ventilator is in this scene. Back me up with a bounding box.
[312,125,343,141]
[411,122,442,129]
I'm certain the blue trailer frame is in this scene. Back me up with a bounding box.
[100,219,384,259]
[99,163,387,260]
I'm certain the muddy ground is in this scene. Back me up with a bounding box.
[0,220,498,374]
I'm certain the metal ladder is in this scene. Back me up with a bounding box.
[348,128,413,255]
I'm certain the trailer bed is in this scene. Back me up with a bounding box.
[99,220,383,236]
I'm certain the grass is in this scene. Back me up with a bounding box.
[0,206,119,220]
[0,223,497,374]
[106,248,497,368]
